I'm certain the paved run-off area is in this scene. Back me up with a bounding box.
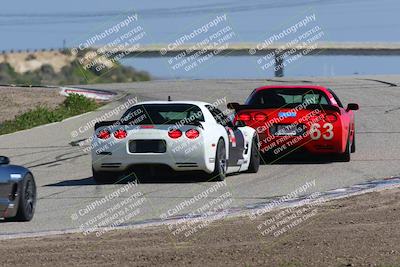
[0,75,400,237]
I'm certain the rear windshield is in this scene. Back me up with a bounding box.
[246,88,330,108]
[120,104,204,125]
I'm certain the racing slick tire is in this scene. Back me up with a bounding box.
[351,133,356,153]
[246,135,260,173]
[13,173,36,222]
[210,139,227,182]
[92,168,117,184]
[260,152,276,164]
[338,133,351,162]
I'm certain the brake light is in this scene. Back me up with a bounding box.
[237,113,251,121]
[168,129,182,139]
[97,130,111,139]
[113,129,128,139]
[325,114,338,123]
[185,129,200,139]
[254,112,268,122]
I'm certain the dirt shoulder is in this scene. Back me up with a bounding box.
[0,86,65,123]
[1,187,399,267]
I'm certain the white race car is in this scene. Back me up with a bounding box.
[91,101,260,183]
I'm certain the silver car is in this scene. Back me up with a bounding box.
[0,156,36,221]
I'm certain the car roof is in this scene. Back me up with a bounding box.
[254,85,330,93]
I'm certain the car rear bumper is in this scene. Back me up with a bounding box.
[92,142,213,173]
[259,133,344,155]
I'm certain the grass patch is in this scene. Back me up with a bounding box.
[0,94,99,135]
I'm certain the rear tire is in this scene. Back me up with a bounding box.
[210,139,227,182]
[14,173,36,222]
[246,135,260,173]
[351,133,356,153]
[338,134,351,162]
[260,152,276,164]
[92,168,116,184]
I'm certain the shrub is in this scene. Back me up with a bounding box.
[0,94,99,135]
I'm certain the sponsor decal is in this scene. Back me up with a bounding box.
[279,112,297,118]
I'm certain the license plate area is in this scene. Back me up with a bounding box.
[270,124,306,136]
[129,140,166,153]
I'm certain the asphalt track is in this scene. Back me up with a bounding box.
[1,75,400,237]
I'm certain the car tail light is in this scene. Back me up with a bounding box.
[97,130,111,139]
[185,129,200,139]
[325,114,338,123]
[254,112,268,122]
[237,113,251,121]
[113,129,128,139]
[168,129,182,139]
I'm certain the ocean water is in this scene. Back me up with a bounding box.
[121,56,400,80]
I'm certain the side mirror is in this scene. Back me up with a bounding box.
[346,103,359,111]
[235,120,246,128]
[0,156,10,165]
[227,102,240,110]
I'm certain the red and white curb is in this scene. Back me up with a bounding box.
[60,87,117,101]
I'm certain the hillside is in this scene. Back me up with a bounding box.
[0,50,150,85]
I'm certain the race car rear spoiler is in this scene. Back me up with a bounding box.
[227,102,341,113]
[94,120,120,130]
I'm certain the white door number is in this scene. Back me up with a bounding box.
[310,123,334,140]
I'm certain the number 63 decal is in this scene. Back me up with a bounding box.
[310,123,334,140]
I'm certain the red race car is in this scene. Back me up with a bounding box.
[228,85,359,162]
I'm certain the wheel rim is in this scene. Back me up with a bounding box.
[24,178,36,216]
